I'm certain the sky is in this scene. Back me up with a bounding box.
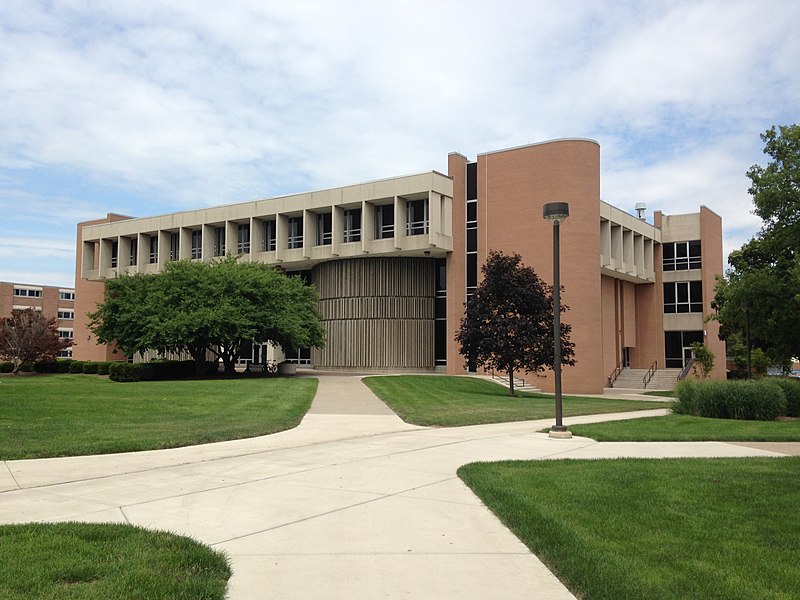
[1,0,798,288]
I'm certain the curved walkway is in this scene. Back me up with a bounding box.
[1,375,796,599]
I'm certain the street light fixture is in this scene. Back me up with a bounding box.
[741,301,752,379]
[543,202,572,439]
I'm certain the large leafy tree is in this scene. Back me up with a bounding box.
[0,309,71,375]
[89,257,325,375]
[711,125,800,367]
[456,251,575,396]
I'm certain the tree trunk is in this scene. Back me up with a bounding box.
[507,367,515,396]
[222,356,237,375]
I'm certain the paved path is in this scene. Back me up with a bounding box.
[1,375,797,599]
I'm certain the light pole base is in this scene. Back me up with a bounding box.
[549,426,573,439]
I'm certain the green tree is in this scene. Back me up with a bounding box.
[89,257,325,375]
[711,125,800,367]
[0,309,71,375]
[689,342,714,379]
[455,251,575,396]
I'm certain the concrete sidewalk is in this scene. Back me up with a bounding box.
[1,375,796,599]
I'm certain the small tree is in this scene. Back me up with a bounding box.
[0,309,71,375]
[689,342,714,379]
[456,251,575,396]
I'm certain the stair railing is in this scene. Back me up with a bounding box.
[642,360,658,388]
[677,359,694,381]
[607,359,625,388]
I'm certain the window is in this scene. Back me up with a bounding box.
[13,288,42,298]
[434,258,447,367]
[466,194,478,301]
[57,310,74,320]
[213,226,225,256]
[58,348,72,359]
[57,329,74,339]
[149,235,158,264]
[375,204,394,239]
[665,331,703,368]
[191,230,202,259]
[237,223,250,254]
[170,232,179,261]
[111,241,119,267]
[129,238,138,266]
[663,240,701,271]
[59,290,75,301]
[343,209,361,243]
[288,217,303,249]
[664,281,703,313]
[316,213,332,246]
[263,220,277,251]
[406,199,428,236]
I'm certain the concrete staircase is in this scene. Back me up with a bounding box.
[490,372,542,393]
[611,367,682,391]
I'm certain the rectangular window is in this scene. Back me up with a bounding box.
[665,331,704,368]
[664,281,703,313]
[663,240,701,271]
[57,329,74,339]
[406,199,428,236]
[237,223,250,254]
[129,238,138,266]
[149,235,158,264]
[375,204,394,239]
[191,230,202,259]
[344,209,361,243]
[316,213,332,246]
[434,258,447,367]
[213,226,225,257]
[59,290,75,301]
[13,288,43,298]
[287,217,303,249]
[57,310,74,320]
[170,232,179,261]
[466,161,477,201]
[263,220,277,251]
[111,241,118,267]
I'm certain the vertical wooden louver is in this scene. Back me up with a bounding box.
[311,257,435,369]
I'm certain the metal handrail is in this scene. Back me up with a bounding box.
[607,359,625,388]
[643,360,658,388]
[677,359,694,381]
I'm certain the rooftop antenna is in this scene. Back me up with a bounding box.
[635,202,647,220]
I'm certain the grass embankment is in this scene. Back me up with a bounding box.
[0,523,230,599]
[363,375,664,426]
[0,374,317,459]
[569,413,800,441]
[459,457,800,600]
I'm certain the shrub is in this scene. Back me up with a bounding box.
[0,362,13,373]
[56,360,72,373]
[675,379,786,421]
[148,360,196,380]
[82,362,100,374]
[96,362,111,375]
[19,362,35,372]
[68,360,86,374]
[34,360,60,373]
[771,377,800,417]
[108,362,156,382]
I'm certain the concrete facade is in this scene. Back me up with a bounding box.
[72,139,725,392]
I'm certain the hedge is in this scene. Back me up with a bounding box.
[771,377,800,417]
[0,362,12,373]
[674,379,787,421]
[68,360,86,374]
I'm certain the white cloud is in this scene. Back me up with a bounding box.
[0,0,797,284]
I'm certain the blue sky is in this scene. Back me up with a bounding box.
[1,0,798,288]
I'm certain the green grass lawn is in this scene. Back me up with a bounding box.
[459,457,800,600]
[0,522,230,599]
[569,413,800,441]
[363,375,665,426]
[0,374,317,460]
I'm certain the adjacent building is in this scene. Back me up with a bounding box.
[0,281,76,358]
[73,138,725,393]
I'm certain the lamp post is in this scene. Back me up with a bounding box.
[741,301,751,379]
[543,202,572,439]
